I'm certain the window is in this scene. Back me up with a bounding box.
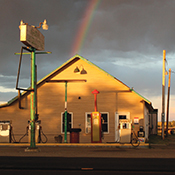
[85,112,109,134]
[101,113,108,132]
[61,112,73,133]
[85,113,91,133]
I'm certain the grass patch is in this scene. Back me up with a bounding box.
[149,134,175,145]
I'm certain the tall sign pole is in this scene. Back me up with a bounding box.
[18,20,49,151]
[162,50,166,140]
[30,48,36,148]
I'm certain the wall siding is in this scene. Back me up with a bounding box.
[0,58,150,143]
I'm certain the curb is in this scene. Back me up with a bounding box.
[0,143,149,148]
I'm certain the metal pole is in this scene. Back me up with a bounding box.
[30,48,36,148]
[94,94,97,112]
[64,81,68,143]
[166,68,171,137]
[162,50,166,140]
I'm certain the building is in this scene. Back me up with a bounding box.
[0,55,157,143]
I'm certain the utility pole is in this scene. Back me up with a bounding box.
[166,68,171,137]
[162,50,166,140]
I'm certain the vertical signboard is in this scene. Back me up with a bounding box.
[91,112,101,143]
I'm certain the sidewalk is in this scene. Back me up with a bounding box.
[0,142,174,158]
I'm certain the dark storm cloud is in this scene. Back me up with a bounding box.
[1,0,175,120]
[81,0,175,60]
[0,0,89,75]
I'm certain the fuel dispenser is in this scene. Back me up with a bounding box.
[138,126,145,143]
[119,119,132,143]
[91,89,102,143]
[28,120,41,143]
[0,121,11,143]
[91,112,102,143]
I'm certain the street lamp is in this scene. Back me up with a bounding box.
[36,19,49,30]
[73,65,87,74]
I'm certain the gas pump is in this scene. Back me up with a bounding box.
[0,121,11,143]
[138,126,145,143]
[91,112,101,143]
[91,89,102,143]
[28,120,41,143]
[119,119,132,143]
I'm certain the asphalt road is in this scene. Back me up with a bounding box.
[0,156,175,174]
[0,145,174,174]
[0,169,175,175]
[0,156,175,171]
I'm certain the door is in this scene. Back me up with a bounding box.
[115,112,130,142]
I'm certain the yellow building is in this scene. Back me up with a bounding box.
[0,55,157,143]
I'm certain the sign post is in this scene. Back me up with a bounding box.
[30,48,36,148]
[17,20,49,151]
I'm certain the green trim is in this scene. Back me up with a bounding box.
[130,89,151,104]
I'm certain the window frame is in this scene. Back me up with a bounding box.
[61,112,73,134]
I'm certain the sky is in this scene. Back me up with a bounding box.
[0,0,175,121]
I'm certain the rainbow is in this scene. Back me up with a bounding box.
[71,0,101,56]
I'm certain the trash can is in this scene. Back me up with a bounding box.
[70,128,81,143]
[54,135,63,143]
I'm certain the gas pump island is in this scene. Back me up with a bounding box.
[16,20,51,151]
[91,89,102,143]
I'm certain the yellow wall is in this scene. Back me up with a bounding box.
[0,58,147,143]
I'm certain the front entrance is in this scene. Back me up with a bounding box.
[115,112,130,142]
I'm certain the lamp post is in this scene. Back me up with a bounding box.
[18,20,49,151]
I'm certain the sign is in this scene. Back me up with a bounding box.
[20,24,44,51]
[138,137,145,143]
[134,117,139,124]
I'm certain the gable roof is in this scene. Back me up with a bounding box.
[0,54,151,108]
